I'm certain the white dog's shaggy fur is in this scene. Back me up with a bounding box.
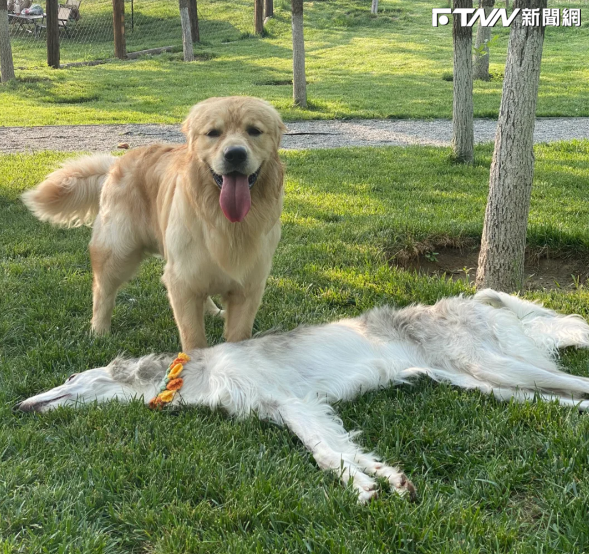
[17,290,589,502]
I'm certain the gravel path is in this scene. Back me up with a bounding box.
[1,118,588,153]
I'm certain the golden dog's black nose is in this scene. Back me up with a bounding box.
[224,146,247,165]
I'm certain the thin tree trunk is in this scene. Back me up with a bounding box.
[187,0,199,43]
[0,0,15,82]
[505,0,509,11]
[264,0,273,19]
[112,0,125,59]
[179,0,194,61]
[291,0,306,107]
[371,0,378,15]
[452,0,474,164]
[254,0,263,34]
[473,0,494,81]
[46,0,60,67]
[476,0,546,292]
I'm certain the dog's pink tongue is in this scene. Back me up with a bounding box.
[219,174,251,223]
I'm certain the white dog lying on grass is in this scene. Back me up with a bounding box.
[17,289,589,503]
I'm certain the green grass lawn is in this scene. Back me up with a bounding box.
[1,0,588,126]
[2,142,589,552]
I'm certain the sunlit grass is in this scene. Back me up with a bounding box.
[1,0,588,125]
[2,143,589,551]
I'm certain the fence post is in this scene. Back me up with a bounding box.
[254,0,263,34]
[0,0,15,81]
[112,0,126,59]
[187,0,199,42]
[46,0,59,68]
[179,0,194,61]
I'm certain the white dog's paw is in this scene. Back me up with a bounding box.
[349,471,378,504]
[387,471,417,500]
[357,487,379,504]
[370,463,417,501]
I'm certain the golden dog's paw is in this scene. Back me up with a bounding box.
[90,325,111,337]
[205,297,225,319]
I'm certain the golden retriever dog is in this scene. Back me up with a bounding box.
[22,96,286,350]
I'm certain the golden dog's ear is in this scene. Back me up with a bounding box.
[275,120,287,149]
[182,104,202,147]
[265,103,287,149]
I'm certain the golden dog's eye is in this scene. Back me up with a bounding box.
[206,129,221,138]
[247,127,262,137]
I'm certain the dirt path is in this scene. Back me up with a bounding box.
[2,117,588,152]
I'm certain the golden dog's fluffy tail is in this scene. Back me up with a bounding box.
[22,154,116,226]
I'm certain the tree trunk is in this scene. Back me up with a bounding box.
[254,0,263,34]
[505,0,509,11]
[187,0,199,43]
[179,0,194,61]
[264,0,273,19]
[371,0,378,15]
[46,0,60,68]
[0,0,15,82]
[452,0,474,164]
[475,0,546,292]
[473,0,494,81]
[112,0,125,60]
[291,0,306,107]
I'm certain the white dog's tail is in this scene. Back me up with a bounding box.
[22,154,116,227]
[474,288,589,350]
[474,288,555,319]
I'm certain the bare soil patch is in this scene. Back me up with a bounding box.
[394,246,589,290]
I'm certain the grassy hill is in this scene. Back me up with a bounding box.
[1,0,588,125]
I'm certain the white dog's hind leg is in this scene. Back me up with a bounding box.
[476,355,589,398]
[276,398,414,503]
[490,387,589,411]
[398,366,589,410]
[410,364,589,409]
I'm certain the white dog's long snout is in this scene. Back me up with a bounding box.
[16,382,76,412]
[17,367,140,412]
[16,393,73,413]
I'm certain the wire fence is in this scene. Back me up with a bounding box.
[8,0,254,68]
[8,0,587,69]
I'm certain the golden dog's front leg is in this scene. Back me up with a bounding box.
[223,286,265,343]
[90,244,143,336]
[163,270,207,350]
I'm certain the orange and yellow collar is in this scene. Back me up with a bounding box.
[149,352,190,409]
